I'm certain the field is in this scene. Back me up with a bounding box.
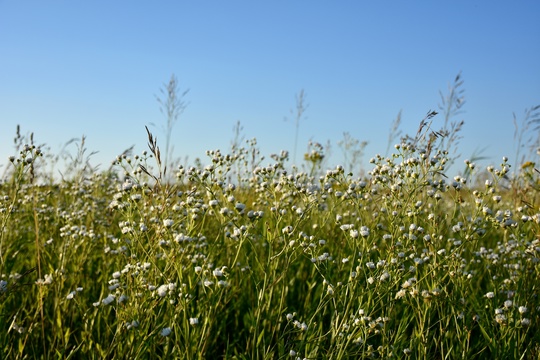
[0,118,539,359]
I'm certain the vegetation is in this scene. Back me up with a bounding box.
[1,79,539,359]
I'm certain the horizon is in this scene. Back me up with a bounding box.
[1,1,539,178]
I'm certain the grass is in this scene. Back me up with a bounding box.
[1,114,539,359]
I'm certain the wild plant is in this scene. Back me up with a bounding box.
[1,93,539,358]
[151,73,189,180]
[338,131,368,177]
[285,89,308,165]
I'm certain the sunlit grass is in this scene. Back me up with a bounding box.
[1,116,539,359]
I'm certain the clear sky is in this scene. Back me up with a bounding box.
[1,1,539,178]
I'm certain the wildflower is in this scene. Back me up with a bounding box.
[217,280,229,287]
[157,285,169,297]
[160,327,172,336]
[503,300,513,308]
[350,229,359,238]
[189,317,199,326]
[36,273,54,286]
[340,224,352,231]
[235,202,246,212]
[359,226,370,237]
[495,314,507,325]
[289,350,297,356]
[521,318,531,326]
[108,283,120,291]
[126,320,139,330]
[327,285,334,295]
[9,320,25,334]
[213,269,223,277]
[66,291,76,300]
[318,253,330,261]
[485,292,495,299]
[163,219,174,228]
[282,225,293,235]
[518,306,528,314]
[102,294,115,305]
[286,313,294,321]
[395,289,406,299]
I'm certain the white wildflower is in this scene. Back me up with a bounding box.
[102,294,115,305]
[217,280,229,287]
[395,289,406,299]
[379,272,390,282]
[213,268,223,277]
[157,285,169,297]
[282,225,293,235]
[359,226,370,237]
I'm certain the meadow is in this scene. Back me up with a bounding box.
[1,106,539,359]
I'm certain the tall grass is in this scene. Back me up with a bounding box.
[1,98,539,358]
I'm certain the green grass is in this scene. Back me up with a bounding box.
[0,125,539,359]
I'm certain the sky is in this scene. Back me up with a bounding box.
[1,1,539,178]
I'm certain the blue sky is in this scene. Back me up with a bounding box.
[1,1,539,177]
